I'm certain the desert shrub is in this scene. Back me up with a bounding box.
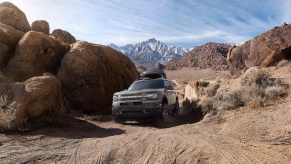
[219,89,245,110]
[240,68,271,86]
[200,97,214,113]
[265,85,286,99]
[205,83,220,97]
[199,67,289,115]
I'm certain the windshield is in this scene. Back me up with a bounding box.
[128,80,164,91]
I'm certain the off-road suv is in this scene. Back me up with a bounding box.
[112,73,178,123]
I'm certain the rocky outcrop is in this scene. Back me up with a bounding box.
[31,20,50,35]
[165,43,231,71]
[51,29,76,44]
[57,41,139,112]
[227,24,291,74]
[0,2,30,32]
[0,74,64,131]
[0,24,24,68]
[5,31,70,81]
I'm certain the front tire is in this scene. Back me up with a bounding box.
[161,102,170,122]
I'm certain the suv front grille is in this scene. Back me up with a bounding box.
[121,95,143,101]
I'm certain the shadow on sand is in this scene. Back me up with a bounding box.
[5,116,125,139]
[122,107,204,129]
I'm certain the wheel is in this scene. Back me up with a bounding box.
[114,117,126,124]
[156,102,171,127]
[161,102,170,122]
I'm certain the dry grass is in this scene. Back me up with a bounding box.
[200,67,289,114]
[265,85,286,99]
[200,97,214,113]
[205,83,220,97]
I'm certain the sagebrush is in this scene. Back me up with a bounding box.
[200,67,288,114]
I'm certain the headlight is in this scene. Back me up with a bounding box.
[113,95,119,102]
[145,93,158,99]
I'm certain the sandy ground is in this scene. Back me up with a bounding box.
[0,68,290,164]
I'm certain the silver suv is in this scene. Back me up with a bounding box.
[112,78,178,123]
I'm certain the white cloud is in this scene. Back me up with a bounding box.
[0,0,287,47]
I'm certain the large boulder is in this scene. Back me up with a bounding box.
[0,74,64,131]
[31,20,50,35]
[51,29,76,44]
[0,2,30,32]
[0,23,24,68]
[24,73,64,118]
[228,24,291,74]
[57,41,139,112]
[5,31,70,81]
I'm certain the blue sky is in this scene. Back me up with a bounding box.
[2,0,291,48]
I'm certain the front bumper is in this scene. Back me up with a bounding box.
[112,101,163,119]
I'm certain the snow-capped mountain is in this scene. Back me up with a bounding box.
[109,38,189,67]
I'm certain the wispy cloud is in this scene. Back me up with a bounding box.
[1,0,288,47]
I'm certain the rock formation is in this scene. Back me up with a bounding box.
[165,43,231,71]
[0,2,30,32]
[5,31,70,81]
[227,24,291,74]
[57,41,139,112]
[0,2,141,130]
[31,20,50,35]
[0,74,64,131]
[51,29,76,44]
[0,23,24,68]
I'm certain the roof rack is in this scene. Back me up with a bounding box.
[140,68,167,80]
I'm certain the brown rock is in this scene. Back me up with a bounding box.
[57,41,139,112]
[228,24,291,74]
[0,74,64,131]
[0,24,24,68]
[0,2,30,32]
[0,71,13,83]
[165,43,231,71]
[51,29,76,44]
[5,31,70,81]
[24,73,64,118]
[31,20,50,35]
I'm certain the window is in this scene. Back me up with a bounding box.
[128,79,164,91]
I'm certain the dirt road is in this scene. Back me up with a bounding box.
[0,100,290,164]
[1,68,291,164]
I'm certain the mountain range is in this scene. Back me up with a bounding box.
[109,38,189,67]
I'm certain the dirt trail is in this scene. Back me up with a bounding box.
[0,68,291,163]
[0,101,290,164]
